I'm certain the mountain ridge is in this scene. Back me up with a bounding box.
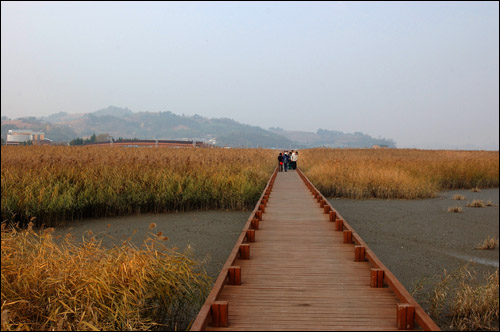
[1,106,396,148]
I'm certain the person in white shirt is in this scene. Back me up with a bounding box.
[291,150,298,170]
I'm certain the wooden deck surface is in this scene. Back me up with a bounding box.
[204,170,403,331]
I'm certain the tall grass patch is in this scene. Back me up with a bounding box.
[299,149,499,199]
[1,146,276,227]
[1,223,211,331]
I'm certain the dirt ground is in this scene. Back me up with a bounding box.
[54,188,498,330]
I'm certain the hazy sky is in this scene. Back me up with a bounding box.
[2,1,499,149]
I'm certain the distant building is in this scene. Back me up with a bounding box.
[7,129,51,145]
[87,139,208,148]
[372,144,389,149]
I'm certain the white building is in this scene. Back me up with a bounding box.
[7,129,46,145]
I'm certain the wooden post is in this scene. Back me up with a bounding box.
[228,266,241,285]
[211,301,228,327]
[355,245,365,262]
[397,303,415,330]
[251,218,259,230]
[246,229,255,242]
[239,244,250,259]
[343,230,352,243]
[335,218,344,231]
[320,200,325,208]
[259,204,265,213]
[324,205,330,214]
[370,268,384,288]
[329,210,337,222]
[256,211,262,221]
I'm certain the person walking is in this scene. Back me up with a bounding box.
[283,151,290,172]
[278,152,284,172]
[290,150,298,170]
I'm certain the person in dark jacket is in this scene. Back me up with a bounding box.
[278,153,284,172]
[283,151,290,172]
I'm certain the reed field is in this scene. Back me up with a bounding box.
[1,146,276,227]
[2,146,499,225]
[1,222,211,331]
[2,146,499,331]
[299,148,499,199]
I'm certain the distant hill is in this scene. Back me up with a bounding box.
[1,106,397,148]
[269,127,396,148]
[92,106,134,118]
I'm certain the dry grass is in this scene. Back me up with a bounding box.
[428,269,453,319]
[475,236,498,250]
[0,222,211,331]
[471,187,482,192]
[467,200,486,208]
[450,268,499,331]
[299,149,499,199]
[448,206,464,213]
[453,194,466,200]
[425,265,499,331]
[1,146,276,227]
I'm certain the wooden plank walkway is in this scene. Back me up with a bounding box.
[191,169,440,331]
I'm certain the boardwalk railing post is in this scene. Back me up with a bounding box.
[246,229,255,242]
[329,210,336,222]
[335,218,344,231]
[239,244,250,260]
[355,245,366,262]
[228,266,241,285]
[256,210,262,221]
[343,230,352,243]
[397,303,415,330]
[371,268,384,288]
[251,218,259,230]
[211,301,228,327]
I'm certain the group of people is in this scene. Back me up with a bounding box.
[277,150,298,172]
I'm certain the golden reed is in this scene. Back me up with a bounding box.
[0,223,211,331]
[1,146,276,227]
[299,148,499,199]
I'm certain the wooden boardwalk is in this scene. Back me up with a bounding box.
[191,169,439,331]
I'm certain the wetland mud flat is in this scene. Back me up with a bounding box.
[54,210,251,280]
